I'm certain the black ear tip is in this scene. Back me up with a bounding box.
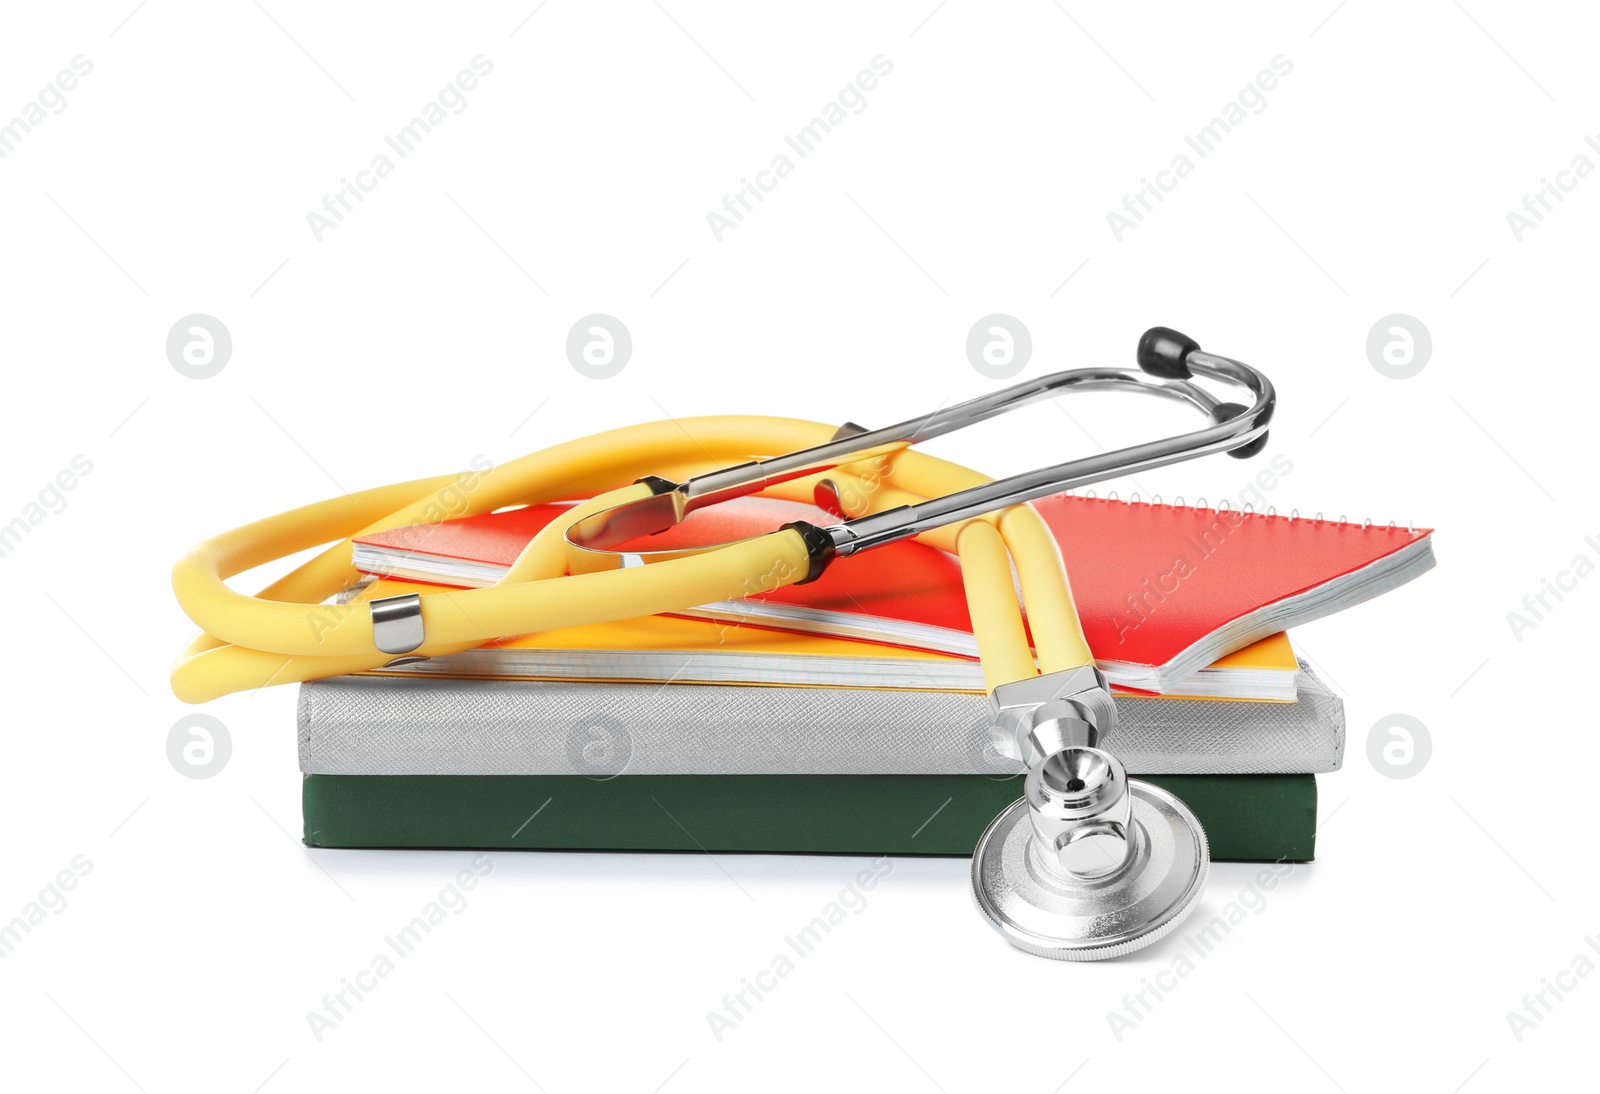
[1137,327,1199,379]
[1229,433,1268,458]
[1212,402,1268,458]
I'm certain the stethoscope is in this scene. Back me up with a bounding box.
[171,326,1275,960]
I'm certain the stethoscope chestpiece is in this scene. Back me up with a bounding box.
[971,746,1209,961]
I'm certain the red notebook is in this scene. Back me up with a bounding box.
[352,496,1434,693]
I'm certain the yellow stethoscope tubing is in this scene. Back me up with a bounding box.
[176,418,837,653]
[957,520,1038,692]
[171,415,1091,703]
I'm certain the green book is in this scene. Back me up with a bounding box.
[303,772,1316,862]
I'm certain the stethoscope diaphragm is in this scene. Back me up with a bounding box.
[971,778,1209,961]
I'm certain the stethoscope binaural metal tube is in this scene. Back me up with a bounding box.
[819,345,1273,556]
[565,327,1275,566]
[827,359,1271,556]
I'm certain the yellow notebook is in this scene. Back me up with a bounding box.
[356,579,1300,700]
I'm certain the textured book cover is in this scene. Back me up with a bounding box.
[299,663,1344,776]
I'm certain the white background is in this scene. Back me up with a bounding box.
[1,2,1596,1091]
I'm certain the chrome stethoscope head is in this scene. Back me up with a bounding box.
[973,665,1211,960]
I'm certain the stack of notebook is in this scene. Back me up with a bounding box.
[300,494,1435,862]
